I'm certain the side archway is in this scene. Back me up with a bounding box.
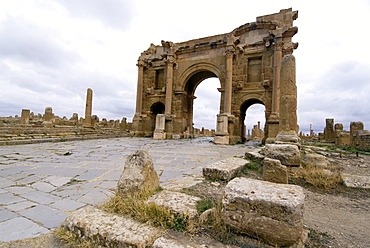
[240,99,266,142]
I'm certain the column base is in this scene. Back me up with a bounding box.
[214,135,230,145]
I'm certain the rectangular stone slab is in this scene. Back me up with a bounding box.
[62,206,163,247]
[202,157,248,181]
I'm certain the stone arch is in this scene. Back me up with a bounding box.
[239,98,267,142]
[179,66,222,135]
[131,8,298,143]
[178,62,225,93]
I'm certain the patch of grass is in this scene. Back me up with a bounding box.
[10,184,27,187]
[57,227,96,248]
[60,138,67,142]
[200,199,262,248]
[196,198,214,214]
[99,188,190,232]
[339,146,370,156]
[305,228,333,247]
[299,162,342,190]
[242,158,263,176]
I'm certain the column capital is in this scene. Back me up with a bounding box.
[225,46,235,58]
[137,58,146,68]
[166,54,176,65]
[273,38,284,51]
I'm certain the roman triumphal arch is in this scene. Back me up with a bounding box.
[132,8,298,144]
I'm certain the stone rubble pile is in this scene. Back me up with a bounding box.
[61,149,308,247]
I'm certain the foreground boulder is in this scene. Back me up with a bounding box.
[117,150,159,197]
[62,206,163,247]
[222,177,305,246]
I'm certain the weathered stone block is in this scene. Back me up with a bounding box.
[62,207,163,247]
[245,150,264,160]
[117,150,159,197]
[202,157,248,181]
[147,190,201,219]
[222,177,304,246]
[152,232,238,248]
[303,153,329,168]
[263,158,288,184]
[263,144,300,166]
[341,173,370,189]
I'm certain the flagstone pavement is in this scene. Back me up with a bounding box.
[0,137,249,242]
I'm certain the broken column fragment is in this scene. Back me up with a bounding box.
[83,88,93,128]
[276,54,299,143]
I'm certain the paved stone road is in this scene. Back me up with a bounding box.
[0,137,248,242]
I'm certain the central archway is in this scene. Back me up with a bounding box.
[183,70,220,137]
[193,78,220,132]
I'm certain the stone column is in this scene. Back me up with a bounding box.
[43,107,53,128]
[224,47,234,115]
[324,118,335,142]
[214,114,230,144]
[350,121,364,148]
[153,114,166,140]
[271,39,283,116]
[165,56,175,115]
[265,40,283,143]
[120,117,127,131]
[20,109,30,124]
[135,58,145,115]
[84,88,93,128]
[276,54,299,143]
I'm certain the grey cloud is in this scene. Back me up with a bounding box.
[298,60,370,132]
[56,0,136,30]
[0,17,79,69]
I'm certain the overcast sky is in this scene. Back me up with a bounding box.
[1,0,369,134]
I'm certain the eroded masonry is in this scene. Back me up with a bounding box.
[132,8,299,144]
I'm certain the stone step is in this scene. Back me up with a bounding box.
[202,157,249,181]
[153,230,239,248]
[147,190,201,219]
[62,206,163,247]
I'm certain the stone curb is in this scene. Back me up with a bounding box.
[0,134,128,146]
[62,206,163,247]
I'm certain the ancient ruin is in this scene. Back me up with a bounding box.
[298,118,370,150]
[132,8,299,144]
[0,89,130,145]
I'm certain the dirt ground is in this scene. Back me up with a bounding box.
[1,143,369,248]
[302,145,370,247]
